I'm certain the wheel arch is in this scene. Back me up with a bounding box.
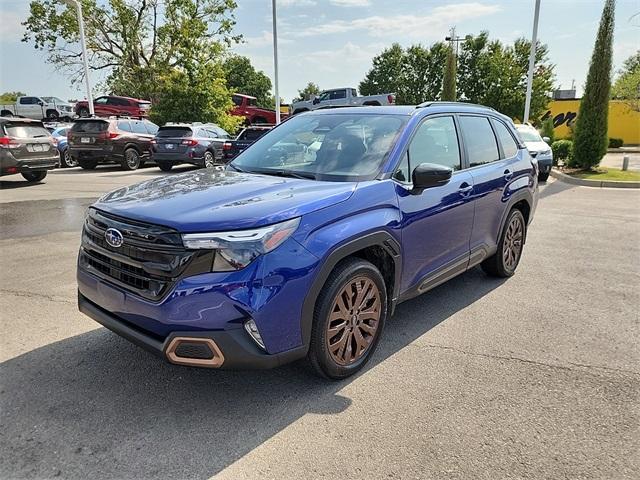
[300,231,402,350]
[497,190,533,245]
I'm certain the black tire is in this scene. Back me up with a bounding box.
[121,148,140,170]
[21,171,47,182]
[1,110,13,117]
[46,110,60,121]
[78,158,98,170]
[538,172,549,182]
[78,107,90,118]
[481,208,527,278]
[60,148,78,168]
[158,162,173,172]
[203,151,215,168]
[308,258,387,380]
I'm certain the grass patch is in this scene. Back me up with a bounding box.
[568,168,640,182]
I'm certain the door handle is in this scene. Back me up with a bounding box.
[458,183,473,197]
[504,169,513,181]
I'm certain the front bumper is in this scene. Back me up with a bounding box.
[536,155,553,173]
[79,292,306,369]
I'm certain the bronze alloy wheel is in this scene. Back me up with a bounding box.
[503,214,524,271]
[326,276,381,366]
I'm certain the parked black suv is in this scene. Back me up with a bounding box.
[222,125,273,161]
[151,123,231,171]
[68,117,159,170]
[0,117,59,182]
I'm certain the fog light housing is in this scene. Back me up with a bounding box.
[244,319,265,350]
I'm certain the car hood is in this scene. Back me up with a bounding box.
[93,170,356,232]
[524,140,551,153]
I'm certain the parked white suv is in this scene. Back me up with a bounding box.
[0,96,76,122]
[291,87,395,114]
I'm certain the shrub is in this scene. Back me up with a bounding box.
[608,137,623,148]
[540,117,555,144]
[552,140,574,166]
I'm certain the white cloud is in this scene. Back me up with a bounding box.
[292,2,501,38]
[330,0,371,7]
[240,30,292,49]
[278,0,317,7]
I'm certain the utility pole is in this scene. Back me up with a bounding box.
[523,0,541,123]
[271,0,281,124]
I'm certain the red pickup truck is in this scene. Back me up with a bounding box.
[230,94,287,125]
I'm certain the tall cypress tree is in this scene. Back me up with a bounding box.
[572,0,616,169]
[442,46,457,101]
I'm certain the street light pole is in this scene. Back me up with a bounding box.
[523,0,541,123]
[62,0,93,115]
[271,0,281,124]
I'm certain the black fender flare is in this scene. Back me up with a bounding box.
[497,189,534,244]
[299,231,402,350]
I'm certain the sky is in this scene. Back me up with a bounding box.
[0,0,638,103]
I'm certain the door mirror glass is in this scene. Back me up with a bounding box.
[412,163,453,191]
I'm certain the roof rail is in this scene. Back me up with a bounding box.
[416,101,495,111]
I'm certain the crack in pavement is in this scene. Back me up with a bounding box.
[0,289,75,305]
[415,342,640,377]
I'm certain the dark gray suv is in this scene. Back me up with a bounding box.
[0,117,59,182]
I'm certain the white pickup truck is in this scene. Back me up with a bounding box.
[0,96,76,121]
[290,87,395,114]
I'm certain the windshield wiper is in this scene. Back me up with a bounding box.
[262,169,316,180]
[227,164,246,173]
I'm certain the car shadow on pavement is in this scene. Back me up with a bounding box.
[0,268,505,479]
[0,179,48,189]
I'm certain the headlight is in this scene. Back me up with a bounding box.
[541,149,551,156]
[182,217,300,271]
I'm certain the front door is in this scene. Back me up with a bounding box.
[395,115,475,293]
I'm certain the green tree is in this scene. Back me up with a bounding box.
[441,45,457,101]
[359,43,405,101]
[294,82,321,102]
[0,91,26,103]
[572,0,616,169]
[22,0,241,126]
[223,55,272,107]
[612,51,640,112]
[540,116,555,144]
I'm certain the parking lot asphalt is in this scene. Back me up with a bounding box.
[1,167,639,479]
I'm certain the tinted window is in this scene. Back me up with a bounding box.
[516,126,543,142]
[19,97,38,105]
[144,122,158,135]
[232,113,407,180]
[493,120,518,158]
[156,127,192,138]
[459,116,499,167]
[330,90,347,100]
[94,97,108,105]
[232,95,242,106]
[351,89,357,97]
[408,116,461,171]
[213,127,230,138]
[248,98,257,106]
[71,120,109,133]
[131,121,148,134]
[117,120,132,132]
[5,123,50,138]
[239,129,268,141]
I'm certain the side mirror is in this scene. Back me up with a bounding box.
[312,97,320,105]
[412,163,453,192]
[38,101,44,106]
[542,136,550,144]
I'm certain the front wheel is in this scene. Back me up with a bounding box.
[308,258,387,380]
[121,148,140,170]
[21,171,47,182]
[482,208,526,278]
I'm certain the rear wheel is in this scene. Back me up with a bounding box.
[60,148,78,168]
[203,151,215,168]
[158,162,173,172]
[482,208,526,278]
[21,171,47,182]
[308,258,387,379]
[78,158,98,170]
[121,148,140,170]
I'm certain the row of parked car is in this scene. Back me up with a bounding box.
[0,115,272,183]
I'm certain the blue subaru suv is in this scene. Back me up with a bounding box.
[77,103,538,379]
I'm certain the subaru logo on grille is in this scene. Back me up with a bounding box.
[105,228,124,248]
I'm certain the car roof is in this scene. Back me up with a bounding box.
[308,102,505,118]
[233,93,257,99]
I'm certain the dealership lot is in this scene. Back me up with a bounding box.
[1,170,639,479]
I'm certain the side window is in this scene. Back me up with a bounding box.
[459,116,500,167]
[131,121,148,134]
[407,116,461,172]
[351,89,358,97]
[144,122,158,135]
[94,97,108,105]
[214,127,229,139]
[331,89,347,100]
[318,91,330,101]
[231,95,242,106]
[492,120,518,158]
[393,152,410,183]
[206,129,218,138]
[117,120,132,132]
[248,98,257,106]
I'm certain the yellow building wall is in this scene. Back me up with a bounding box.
[542,100,640,145]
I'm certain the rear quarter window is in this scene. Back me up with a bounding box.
[72,121,109,133]
[492,120,519,158]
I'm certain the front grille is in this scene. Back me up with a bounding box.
[79,208,214,301]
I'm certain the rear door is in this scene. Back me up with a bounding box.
[18,97,43,119]
[395,114,475,293]
[92,96,110,116]
[4,121,55,161]
[459,115,515,255]
[130,120,154,154]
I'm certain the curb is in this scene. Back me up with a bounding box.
[550,169,640,189]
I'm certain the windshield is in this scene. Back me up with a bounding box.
[516,127,543,142]
[230,113,408,181]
